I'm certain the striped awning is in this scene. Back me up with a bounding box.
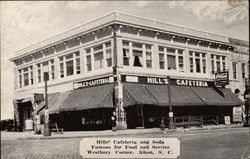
[123,83,244,107]
[33,91,71,115]
[59,84,114,112]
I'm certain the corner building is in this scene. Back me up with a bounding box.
[10,13,249,131]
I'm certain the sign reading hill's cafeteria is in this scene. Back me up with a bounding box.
[121,75,213,87]
[73,76,114,89]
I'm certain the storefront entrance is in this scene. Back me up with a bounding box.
[17,101,33,131]
[59,108,114,131]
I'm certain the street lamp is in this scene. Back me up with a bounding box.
[43,65,51,136]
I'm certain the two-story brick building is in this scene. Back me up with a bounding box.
[10,12,248,131]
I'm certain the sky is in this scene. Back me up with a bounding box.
[0,1,249,120]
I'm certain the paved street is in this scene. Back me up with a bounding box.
[1,128,250,159]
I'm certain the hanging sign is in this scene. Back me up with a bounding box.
[215,71,229,86]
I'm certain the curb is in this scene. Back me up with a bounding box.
[16,125,248,140]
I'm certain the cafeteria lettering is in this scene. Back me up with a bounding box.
[147,77,168,84]
[176,79,208,87]
[78,78,110,88]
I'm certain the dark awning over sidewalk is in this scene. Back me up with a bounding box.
[33,91,71,115]
[60,84,114,111]
[123,83,158,106]
[123,83,244,107]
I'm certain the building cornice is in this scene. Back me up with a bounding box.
[10,12,249,61]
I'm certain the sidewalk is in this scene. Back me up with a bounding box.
[1,124,248,140]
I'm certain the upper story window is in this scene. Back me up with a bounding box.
[241,63,246,79]
[85,41,112,72]
[59,51,80,78]
[133,50,143,67]
[166,47,176,70]
[105,42,112,67]
[189,51,206,73]
[37,59,55,83]
[132,42,143,67]
[211,54,226,74]
[232,62,237,79]
[146,51,152,68]
[158,46,184,72]
[159,46,165,69]
[178,50,184,72]
[122,40,152,68]
[94,45,104,70]
[18,66,33,88]
[23,67,29,86]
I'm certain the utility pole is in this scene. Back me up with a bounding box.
[43,67,51,136]
[167,76,175,129]
[113,65,127,130]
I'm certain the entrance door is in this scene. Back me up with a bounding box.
[17,101,33,131]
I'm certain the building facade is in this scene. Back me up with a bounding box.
[10,13,249,131]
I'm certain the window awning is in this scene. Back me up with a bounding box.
[191,87,244,106]
[123,83,158,106]
[123,83,244,107]
[59,84,114,112]
[33,91,71,115]
[146,85,206,106]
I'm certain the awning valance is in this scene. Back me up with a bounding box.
[60,84,114,112]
